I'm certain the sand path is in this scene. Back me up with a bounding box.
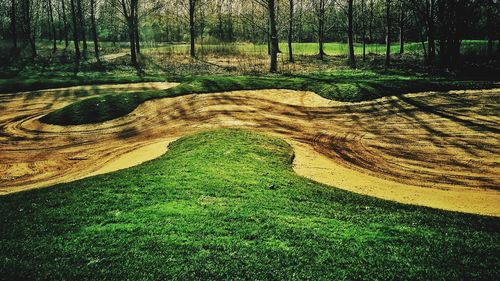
[0,83,499,216]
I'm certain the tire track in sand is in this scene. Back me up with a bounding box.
[0,84,499,216]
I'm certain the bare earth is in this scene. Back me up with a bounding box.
[0,83,499,216]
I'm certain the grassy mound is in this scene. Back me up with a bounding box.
[0,129,498,280]
[40,71,497,125]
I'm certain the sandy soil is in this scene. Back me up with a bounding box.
[0,84,499,216]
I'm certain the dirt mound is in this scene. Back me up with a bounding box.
[0,84,498,216]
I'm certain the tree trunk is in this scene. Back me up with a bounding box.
[189,0,196,58]
[361,0,366,61]
[288,0,294,63]
[10,0,17,49]
[48,0,57,52]
[61,0,69,49]
[437,0,447,66]
[347,0,356,68]
[70,0,80,62]
[486,0,494,57]
[427,0,435,64]
[268,0,278,72]
[90,0,99,61]
[76,0,87,57]
[24,0,36,59]
[385,0,391,67]
[133,0,140,54]
[399,1,404,54]
[129,3,137,64]
[369,0,374,42]
[318,0,326,60]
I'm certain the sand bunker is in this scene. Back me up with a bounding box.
[0,83,499,216]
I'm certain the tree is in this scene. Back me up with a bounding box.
[398,0,405,54]
[347,0,355,68]
[90,0,100,61]
[385,0,391,67]
[48,0,57,52]
[316,0,327,60]
[76,0,87,57]
[189,0,196,57]
[288,0,294,63]
[10,0,17,50]
[119,0,139,65]
[361,0,366,61]
[70,0,81,62]
[268,0,278,72]
[23,0,36,59]
[61,0,69,49]
[133,0,140,54]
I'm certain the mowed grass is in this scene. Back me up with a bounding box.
[0,129,498,280]
[41,70,498,125]
[142,40,496,57]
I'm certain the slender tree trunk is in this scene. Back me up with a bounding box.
[10,0,17,49]
[399,1,404,54]
[268,0,278,72]
[61,0,69,49]
[369,0,374,42]
[70,0,80,63]
[361,0,366,61]
[90,0,99,61]
[427,0,435,64]
[133,0,140,54]
[129,5,137,64]
[76,0,87,57]
[24,0,36,59]
[347,0,356,68]
[318,0,325,60]
[385,0,391,67]
[189,0,196,58]
[217,1,223,41]
[437,0,447,66]
[48,0,57,52]
[288,0,294,63]
[486,0,493,57]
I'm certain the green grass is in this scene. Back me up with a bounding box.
[0,129,498,280]
[0,70,167,94]
[41,70,498,125]
[142,40,496,57]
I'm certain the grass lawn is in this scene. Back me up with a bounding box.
[0,129,498,280]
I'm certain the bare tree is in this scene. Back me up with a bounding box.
[361,0,366,61]
[133,0,140,54]
[268,0,278,72]
[347,0,355,68]
[189,0,196,57]
[48,0,57,52]
[70,0,81,62]
[317,0,326,60]
[23,0,36,59]
[119,0,139,65]
[76,0,87,57]
[61,0,69,49]
[252,0,279,72]
[288,0,294,63]
[398,0,405,54]
[90,0,100,61]
[10,0,17,50]
[385,0,391,67]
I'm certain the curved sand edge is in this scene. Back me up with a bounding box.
[72,137,500,216]
[1,85,499,216]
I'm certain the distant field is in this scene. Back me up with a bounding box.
[1,40,494,59]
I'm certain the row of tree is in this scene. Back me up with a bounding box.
[1,0,498,71]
